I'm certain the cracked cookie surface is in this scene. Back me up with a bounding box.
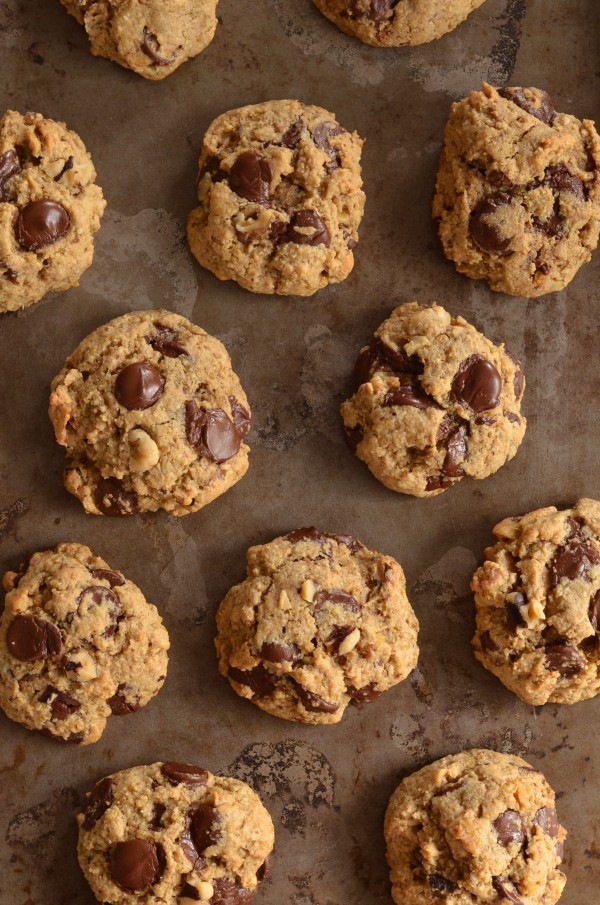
[61,0,218,80]
[215,527,419,724]
[472,498,600,705]
[49,309,251,517]
[340,302,525,497]
[77,761,274,905]
[0,543,169,745]
[312,0,486,47]
[0,110,105,313]
[433,83,600,297]
[187,100,365,296]
[385,748,567,905]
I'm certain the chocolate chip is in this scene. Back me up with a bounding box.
[425,475,452,492]
[311,121,343,171]
[534,806,559,837]
[550,541,600,587]
[15,200,70,251]
[115,362,164,410]
[1,265,18,283]
[433,781,464,797]
[488,170,513,189]
[545,164,585,199]
[180,810,207,873]
[228,664,278,697]
[353,338,423,391]
[7,615,62,661]
[344,424,363,452]
[95,478,139,517]
[281,120,304,149]
[505,592,527,628]
[534,204,563,238]
[257,853,272,881]
[185,402,242,463]
[479,630,498,652]
[110,839,163,892]
[38,686,81,720]
[82,777,113,830]
[200,155,227,183]
[469,194,512,255]
[229,396,251,439]
[191,804,221,852]
[180,884,201,901]
[363,0,396,22]
[492,877,523,904]
[452,356,502,412]
[313,588,361,617]
[347,682,380,702]
[259,641,302,663]
[286,210,330,246]
[589,591,600,633]
[0,149,21,200]
[443,423,468,477]
[54,156,74,182]
[290,678,339,714]
[285,527,363,554]
[146,324,188,358]
[326,624,355,653]
[428,874,458,893]
[545,642,585,676]
[77,585,122,637]
[229,151,271,204]
[90,569,125,588]
[161,763,209,787]
[505,351,524,399]
[211,878,257,905]
[149,802,166,831]
[108,685,141,715]
[383,385,440,410]
[499,87,556,126]
[140,26,176,65]
[494,810,526,846]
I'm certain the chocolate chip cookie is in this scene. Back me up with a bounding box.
[340,302,525,497]
[49,309,251,516]
[60,0,218,80]
[187,100,365,296]
[0,110,105,313]
[215,527,419,724]
[385,749,567,905]
[77,761,274,905]
[472,498,600,706]
[433,83,600,297]
[312,0,487,47]
[0,543,169,744]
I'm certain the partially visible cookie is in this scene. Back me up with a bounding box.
[61,0,218,80]
[312,0,487,47]
[187,100,365,296]
[384,749,567,905]
[77,762,274,905]
[49,309,251,517]
[340,302,525,497]
[472,498,600,705]
[0,110,105,313]
[433,83,600,297]
[0,543,169,744]
[215,527,419,724]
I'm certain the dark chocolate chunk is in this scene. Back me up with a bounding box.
[140,27,176,65]
[313,588,361,617]
[326,624,355,653]
[211,877,257,905]
[107,685,141,715]
[443,423,468,477]
[281,120,304,149]
[200,155,227,183]
[286,210,330,246]
[95,478,139,517]
[433,781,464,797]
[180,884,201,901]
[498,87,556,126]
[545,164,585,199]
[6,615,62,661]
[479,630,498,652]
[180,809,207,873]
[492,877,523,904]
[425,474,452,492]
[550,540,600,587]
[259,641,302,663]
[110,839,163,892]
[191,804,221,852]
[185,401,242,463]
[506,413,520,424]
[311,121,343,170]
[147,324,188,358]
[505,592,527,628]
[352,338,423,391]
[290,678,339,714]
[90,568,125,588]
[544,642,585,677]
[82,777,113,830]
[534,806,559,837]
[54,156,74,182]
[383,385,440,410]
[347,682,380,703]
[488,170,513,189]
[228,664,278,697]
[494,810,526,846]
[469,194,512,256]
[428,874,458,893]
[229,396,251,439]
[15,200,70,251]
[39,686,80,721]
[285,527,363,553]
[77,585,122,637]
[161,763,209,787]
[0,149,21,199]
[589,591,600,633]
[149,802,166,831]
[229,151,271,204]
[115,362,164,410]
[451,355,502,412]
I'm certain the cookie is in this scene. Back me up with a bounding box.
[187,100,365,296]
[340,302,525,497]
[312,0,487,48]
[471,498,600,706]
[433,82,600,297]
[215,527,419,724]
[77,761,274,905]
[384,749,567,905]
[0,110,105,313]
[49,309,251,517]
[60,0,218,80]
[0,543,169,745]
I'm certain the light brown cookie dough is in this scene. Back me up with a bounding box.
[0,543,169,745]
[187,100,365,296]
[61,0,218,80]
[432,83,600,297]
[472,499,600,706]
[77,761,274,905]
[0,110,105,313]
[340,302,525,497]
[49,309,251,517]
[385,749,567,905]
[312,0,487,48]
[215,527,419,724]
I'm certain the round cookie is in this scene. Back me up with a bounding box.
[312,0,487,48]
[187,100,365,296]
[384,749,567,905]
[340,302,525,497]
[0,543,169,744]
[0,110,105,313]
[215,527,419,724]
[472,498,600,706]
[433,82,600,297]
[49,309,251,517]
[60,0,218,80]
[77,761,274,905]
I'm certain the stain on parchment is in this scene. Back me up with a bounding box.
[7,787,79,851]
[489,0,527,85]
[228,740,336,808]
[0,499,29,542]
[0,744,26,774]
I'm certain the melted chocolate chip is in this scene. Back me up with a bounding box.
[326,624,355,653]
[82,777,113,830]
[147,325,188,358]
[433,781,464,797]
[0,149,21,199]
[180,883,201,901]
[469,194,512,255]
[428,874,458,892]
[54,156,74,182]
[281,120,304,149]
[443,423,468,477]
[90,568,125,587]
[505,592,527,628]
[115,362,164,410]
[108,685,141,715]
[425,475,452,492]
[191,804,221,852]
[545,642,585,676]
[499,87,556,126]
[545,164,585,199]
[16,200,70,251]
[140,27,176,65]
[488,170,513,189]
[77,585,122,637]
[494,810,526,846]
[228,664,278,697]
[353,338,423,391]
[492,877,523,904]
[534,807,559,837]
[534,204,563,238]
[185,401,242,463]
[347,682,380,702]
[211,877,257,905]
[550,540,600,587]
[479,630,498,652]
[290,678,339,714]
[507,412,520,423]
[38,686,81,720]
[383,385,440,410]
[452,356,502,412]
[149,802,166,831]
[311,121,343,170]
[313,588,361,618]
[110,839,163,892]
[180,810,207,873]
[200,155,227,183]
[161,763,209,787]
[259,641,302,663]
[229,151,271,204]
[7,615,62,661]
[95,478,139,517]
[285,527,363,553]
[229,396,251,439]
[589,591,600,633]
[286,210,330,246]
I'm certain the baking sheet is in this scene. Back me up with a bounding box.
[1,0,600,902]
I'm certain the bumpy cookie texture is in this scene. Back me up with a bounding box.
[61,0,217,80]
[312,0,486,47]
[472,498,600,706]
[385,749,567,905]
[433,83,600,297]
[215,527,419,724]
[49,310,251,517]
[340,302,525,497]
[0,544,169,744]
[77,762,274,905]
[187,100,365,296]
[0,110,105,313]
